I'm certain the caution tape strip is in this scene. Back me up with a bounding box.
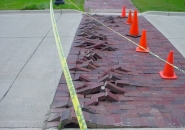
[68,0,185,75]
[49,0,87,130]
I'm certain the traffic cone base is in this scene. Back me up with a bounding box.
[159,51,177,80]
[136,47,149,53]
[159,71,177,79]
[126,34,141,38]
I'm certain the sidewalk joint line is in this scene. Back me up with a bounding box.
[0,12,62,102]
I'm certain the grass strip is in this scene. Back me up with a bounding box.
[131,0,185,12]
[0,0,84,11]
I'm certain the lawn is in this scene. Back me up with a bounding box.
[0,0,84,11]
[131,0,185,12]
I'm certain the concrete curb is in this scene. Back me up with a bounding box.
[142,11,185,16]
[0,9,81,14]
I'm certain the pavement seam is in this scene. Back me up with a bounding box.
[0,12,62,103]
[172,16,185,25]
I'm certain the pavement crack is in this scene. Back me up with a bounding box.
[0,13,62,102]
[173,16,185,25]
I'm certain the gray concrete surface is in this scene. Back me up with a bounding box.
[143,13,185,58]
[0,11,82,128]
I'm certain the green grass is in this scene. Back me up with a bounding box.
[131,0,185,12]
[57,122,63,130]
[0,0,84,11]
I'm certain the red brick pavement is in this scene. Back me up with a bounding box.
[85,0,137,12]
[45,1,185,129]
[45,14,185,128]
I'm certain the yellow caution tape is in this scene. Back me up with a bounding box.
[68,0,185,75]
[49,0,87,130]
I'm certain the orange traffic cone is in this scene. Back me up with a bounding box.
[126,10,141,38]
[121,6,127,18]
[125,10,132,24]
[136,30,149,53]
[159,51,177,79]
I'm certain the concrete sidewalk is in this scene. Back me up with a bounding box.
[0,10,82,128]
[142,12,185,58]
